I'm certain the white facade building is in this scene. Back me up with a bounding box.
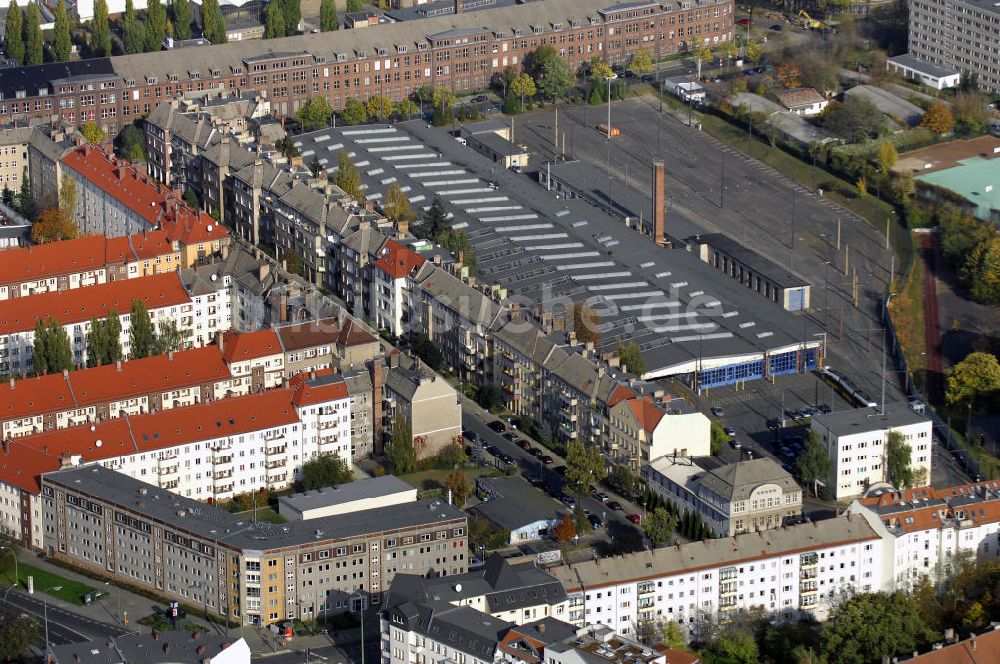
[547,516,885,636]
[371,239,425,338]
[811,405,933,501]
[847,481,1000,592]
[0,271,230,375]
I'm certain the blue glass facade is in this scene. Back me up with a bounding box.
[696,348,819,389]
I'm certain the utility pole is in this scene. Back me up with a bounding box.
[554,107,558,159]
[836,217,841,251]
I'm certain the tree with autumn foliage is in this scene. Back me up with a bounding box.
[920,102,955,134]
[31,208,79,244]
[776,63,801,88]
[554,513,576,543]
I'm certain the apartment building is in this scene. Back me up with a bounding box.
[383,361,462,458]
[17,378,348,500]
[547,515,885,635]
[220,328,286,389]
[607,394,711,469]
[810,405,933,501]
[0,345,237,439]
[0,438,61,548]
[382,555,588,664]
[847,481,1000,592]
[0,232,185,301]
[0,126,33,189]
[644,457,802,537]
[0,271,230,374]
[372,239,427,337]
[0,0,735,133]
[909,0,1000,94]
[413,262,504,384]
[60,145,231,264]
[41,465,467,626]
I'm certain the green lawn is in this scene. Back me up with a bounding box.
[232,506,287,524]
[889,249,926,378]
[0,563,97,606]
[401,467,498,492]
[137,613,201,632]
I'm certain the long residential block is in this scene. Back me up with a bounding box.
[0,0,734,134]
[547,515,885,635]
[0,271,231,375]
[41,465,467,627]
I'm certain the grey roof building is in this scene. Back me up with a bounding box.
[470,476,566,544]
[811,403,929,436]
[645,456,803,536]
[50,633,250,664]
[278,476,416,520]
[43,465,468,627]
[843,85,925,127]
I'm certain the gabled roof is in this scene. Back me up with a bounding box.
[337,318,379,348]
[0,372,75,421]
[60,145,226,245]
[275,317,339,352]
[373,238,426,280]
[0,235,108,285]
[0,272,190,335]
[220,329,283,363]
[289,370,349,407]
[606,383,636,408]
[625,395,666,433]
[775,87,826,109]
[0,439,63,493]
[697,457,799,502]
[15,388,301,464]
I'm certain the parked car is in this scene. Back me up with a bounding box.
[627,513,642,524]
[502,432,520,442]
[510,164,523,173]
[608,501,623,511]
[485,445,499,457]
[587,514,603,530]
[731,439,743,450]
[516,439,531,450]
[463,429,478,443]
[553,465,567,475]
[501,453,516,465]
[593,491,610,503]
[529,448,544,458]
[723,426,736,438]
[711,406,725,417]
[737,17,751,25]
[560,494,577,509]
[819,403,832,414]
[487,421,506,433]
[767,418,781,431]
[542,455,555,465]
[472,94,487,103]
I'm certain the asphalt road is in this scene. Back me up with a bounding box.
[1,588,131,646]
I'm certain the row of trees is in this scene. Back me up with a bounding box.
[264,0,302,39]
[4,0,45,65]
[30,301,186,377]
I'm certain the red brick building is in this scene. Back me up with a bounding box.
[0,0,733,134]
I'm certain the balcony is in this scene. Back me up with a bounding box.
[162,480,179,490]
[637,597,654,608]
[800,581,818,593]
[800,568,817,580]
[719,582,737,596]
[800,553,818,568]
[214,455,234,466]
[638,582,655,595]
[265,445,287,456]
[214,483,234,495]
[159,464,179,477]
[266,460,286,470]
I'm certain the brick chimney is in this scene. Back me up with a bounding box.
[652,160,666,246]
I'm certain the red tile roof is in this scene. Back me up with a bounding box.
[908,629,1000,663]
[0,439,62,494]
[653,646,701,664]
[289,369,348,406]
[606,383,636,408]
[0,346,231,423]
[373,239,426,280]
[60,145,227,246]
[775,87,826,109]
[626,395,666,433]
[0,231,180,288]
[14,388,301,465]
[0,272,190,335]
[0,235,108,285]
[220,329,283,363]
[0,372,74,422]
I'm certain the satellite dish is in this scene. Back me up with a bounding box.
[454,583,462,593]
[207,224,214,232]
[95,440,103,447]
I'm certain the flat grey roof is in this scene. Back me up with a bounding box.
[470,476,565,531]
[887,53,960,79]
[52,633,247,664]
[696,233,808,288]
[44,465,464,551]
[279,475,414,511]
[812,404,929,437]
[844,85,924,126]
[310,121,820,378]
